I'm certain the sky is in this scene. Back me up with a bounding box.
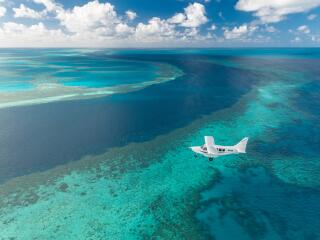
[0,0,320,47]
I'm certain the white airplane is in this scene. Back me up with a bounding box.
[190,136,248,161]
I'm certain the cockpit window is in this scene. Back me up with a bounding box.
[201,145,207,151]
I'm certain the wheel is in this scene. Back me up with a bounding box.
[209,157,213,161]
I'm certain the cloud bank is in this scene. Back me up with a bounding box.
[0,0,213,47]
[0,0,319,47]
[236,0,320,23]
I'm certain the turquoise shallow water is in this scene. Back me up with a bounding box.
[0,49,320,239]
[0,49,171,90]
[0,82,34,92]
[0,49,182,108]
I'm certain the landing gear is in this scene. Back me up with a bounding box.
[208,157,213,161]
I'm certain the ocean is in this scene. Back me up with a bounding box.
[0,48,319,239]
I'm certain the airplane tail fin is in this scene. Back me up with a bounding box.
[235,137,249,153]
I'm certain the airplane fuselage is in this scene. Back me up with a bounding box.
[190,145,238,158]
[190,136,248,160]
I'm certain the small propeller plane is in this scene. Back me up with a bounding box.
[190,136,248,161]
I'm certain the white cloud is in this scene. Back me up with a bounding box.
[181,3,208,27]
[2,22,26,32]
[308,14,317,20]
[168,3,208,27]
[0,6,6,17]
[208,24,216,31]
[0,22,68,47]
[135,17,177,42]
[311,35,320,42]
[135,2,209,42]
[292,36,301,42]
[115,23,134,36]
[223,24,257,39]
[224,24,248,39]
[56,1,119,35]
[0,0,132,47]
[235,0,320,23]
[182,27,214,42]
[265,26,277,33]
[52,0,207,44]
[168,13,186,24]
[33,0,61,12]
[0,1,213,47]
[126,10,137,20]
[13,4,45,19]
[185,28,198,37]
[297,25,311,34]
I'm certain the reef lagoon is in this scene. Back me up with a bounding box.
[0,48,320,240]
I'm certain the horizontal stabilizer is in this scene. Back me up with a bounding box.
[235,137,249,153]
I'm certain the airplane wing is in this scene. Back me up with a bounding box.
[205,136,217,154]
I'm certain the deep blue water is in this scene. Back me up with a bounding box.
[110,47,320,59]
[0,53,258,182]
